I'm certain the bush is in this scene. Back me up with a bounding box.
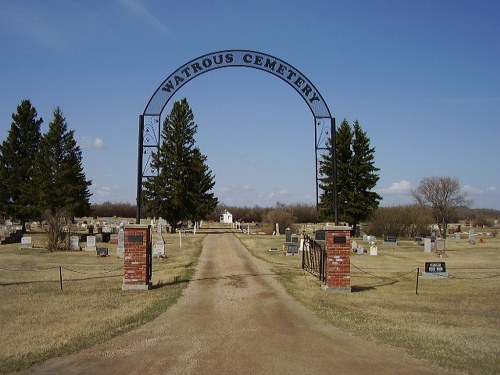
[260,209,298,235]
[365,205,433,239]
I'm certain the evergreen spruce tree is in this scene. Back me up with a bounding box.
[34,107,92,219]
[143,98,217,232]
[319,119,381,234]
[0,100,43,228]
[187,148,218,224]
[319,119,353,221]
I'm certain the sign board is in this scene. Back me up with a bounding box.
[128,234,143,243]
[333,235,346,244]
[314,230,325,241]
[423,262,448,278]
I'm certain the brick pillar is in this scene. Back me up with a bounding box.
[122,224,152,290]
[323,226,351,293]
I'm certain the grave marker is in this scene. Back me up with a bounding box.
[424,238,432,253]
[117,228,125,258]
[86,235,96,252]
[21,236,33,249]
[422,261,448,278]
[70,236,80,251]
[435,239,446,257]
[469,229,476,244]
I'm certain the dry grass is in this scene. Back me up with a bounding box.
[0,231,204,374]
[237,233,500,375]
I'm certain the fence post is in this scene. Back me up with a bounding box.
[59,266,63,291]
[415,267,419,295]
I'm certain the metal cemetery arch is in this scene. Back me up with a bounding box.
[137,50,337,223]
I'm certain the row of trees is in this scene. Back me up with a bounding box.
[0,100,91,243]
[1,98,476,243]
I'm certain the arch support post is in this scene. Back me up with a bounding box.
[136,115,144,224]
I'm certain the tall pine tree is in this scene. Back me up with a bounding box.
[34,107,92,219]
[187,148,218,224]
[319,119,381,234]
[0,100,43,228]
[143,98,217,232]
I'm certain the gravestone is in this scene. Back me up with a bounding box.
[435,239,446,257]
[85,235,96,252]
[285,227,292,243]
[384,235,397,244]
[362,234,368,243]
[351,240,358,251]
[356,245,364,255]
[469,229,476,244]
[153,240,165,257]
[369,244,378,256]
[70,236,80,251]
[117,228,125,258]
[109,233,119,244]
[153,223,165,257]
[96,247,109,257]
[422,261,448,278]
[283,243,299,256]
[275,223,280,236]
[21,236,33,249]
[454,232,461,242]
[424,238,432,253]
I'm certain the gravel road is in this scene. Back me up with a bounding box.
[16,233,458,374]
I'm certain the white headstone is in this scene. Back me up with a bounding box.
[362,234,368,242]
[85,235,96,252]
[117,228,125,257]
[369,245,378,256]
[468,229,476,244]
[153,241,165,257]
[424,238,432,253]
[21,236,33,249]
[351,240,358,250]
[356,246,364,255]
[454,232,461,242]
[275,223,280,236]
[70,236,80,251]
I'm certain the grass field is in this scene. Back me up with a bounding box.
[0,231,204,374]
[1,229,499,375]
[236,233,500,375]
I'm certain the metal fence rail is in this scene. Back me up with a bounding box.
[302,234,326,282]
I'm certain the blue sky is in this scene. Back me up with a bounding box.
[1,0,499,209]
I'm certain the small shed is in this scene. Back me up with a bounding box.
[219,209,233,224]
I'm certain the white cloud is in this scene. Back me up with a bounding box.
[79,136,105,149]
[379,180,411,193]
[117,0,174,36]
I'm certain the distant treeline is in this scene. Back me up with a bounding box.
[90,201,499,229]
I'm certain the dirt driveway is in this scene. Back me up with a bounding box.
[17,233,457,374]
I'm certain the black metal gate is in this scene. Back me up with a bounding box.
[302,234,327,282]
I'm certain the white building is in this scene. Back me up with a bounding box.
[219,209,233,224]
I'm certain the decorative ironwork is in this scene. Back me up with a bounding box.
[302,233,327,282]
[137,50,337,223]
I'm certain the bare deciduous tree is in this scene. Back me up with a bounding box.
[412,176,470,237]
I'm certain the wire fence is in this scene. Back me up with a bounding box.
[0,265,123,290]
[350,261,500,294]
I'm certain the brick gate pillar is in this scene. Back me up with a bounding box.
[122,224,152,290]
[323,226,351,293]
